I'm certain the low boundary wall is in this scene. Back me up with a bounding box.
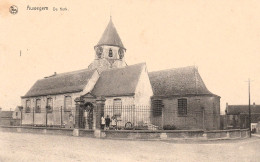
[0,126,249,140]
[101,129,249,140]
[0,126,94,137]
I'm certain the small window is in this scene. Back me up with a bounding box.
[109,48,113,57]
[16,112,18,116]
[178,98,187,116]
[113,99,122,116]
[96,47,103,58]
[47,98,53,113]
[118,48,124,59]
[64,96,72,112]
[35,99,41,113]
[25,100,31,113]
[152,100,163,117]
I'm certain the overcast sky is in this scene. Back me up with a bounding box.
[0,0,260,113]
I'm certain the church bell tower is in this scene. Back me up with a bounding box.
[88,17,127,71]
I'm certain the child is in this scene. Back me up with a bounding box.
[101,116,105,130]
[111,116,117,130]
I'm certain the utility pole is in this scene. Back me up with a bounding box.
[248,78,252,138]
[61,106,63,128]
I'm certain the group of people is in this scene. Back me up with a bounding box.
[101,115,118,130]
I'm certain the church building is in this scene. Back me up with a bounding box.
[20,18,220,130]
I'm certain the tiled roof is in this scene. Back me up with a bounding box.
[226,105,260,115]
[0,111,13,118]
[22,69,96,98]
[95,18,125,49]
[149,66,217,97]
[91,63,145,97]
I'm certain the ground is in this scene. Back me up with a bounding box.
[0,132,260,162]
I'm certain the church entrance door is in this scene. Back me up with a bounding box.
[79,102,94,129]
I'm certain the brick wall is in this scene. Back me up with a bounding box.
[152,95,220,130]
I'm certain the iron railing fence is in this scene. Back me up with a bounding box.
[19,107,76,128]
[103,105,209,130]
[17,105,220,130]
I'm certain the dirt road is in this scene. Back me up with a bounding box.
[0,132,259,162]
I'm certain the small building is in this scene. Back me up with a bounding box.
[12,106,22,120]
[149,67,221,130]
[0,109,20,126]
[225,103,260,131]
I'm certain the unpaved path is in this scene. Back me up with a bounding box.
[0,132,259,162]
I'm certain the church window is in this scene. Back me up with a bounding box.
[25,100,31,113]
[46,98,53,113]
[152,100,163,117]
[113,98,122,116]
[109,48,113,57]
[96,47,103,58]
[35,99,41,113]
[118,48,124,59]
[178,98,187,116]
[64,96,72,112]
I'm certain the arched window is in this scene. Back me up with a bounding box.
[47,98,53,113]
[118,48,124,59]
[36,99,41,113]
[64,96,72,112]
[113,98,122,116]
[25,100,31,113]
[109,48,113,57]
[96,47,103,58]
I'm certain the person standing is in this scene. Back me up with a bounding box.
[101,116,105,130]
[105,115,111,130]
[111,116,116,130]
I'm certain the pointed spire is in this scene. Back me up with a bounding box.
[95,18,126,50]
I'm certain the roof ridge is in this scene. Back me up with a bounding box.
[42,68,96,80]
[149,65,196,74]
[101,62,146,72]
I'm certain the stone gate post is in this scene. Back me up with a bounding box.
[74,97,84,136]
[94,97,106,138]
[95,97,106,130]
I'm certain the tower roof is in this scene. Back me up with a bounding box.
[95,18,126,50]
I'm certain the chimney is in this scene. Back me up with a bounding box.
[253,102,255,106]
[225,103,228,115]
[44,72,57,78]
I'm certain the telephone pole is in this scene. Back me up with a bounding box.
[248,78,252,138]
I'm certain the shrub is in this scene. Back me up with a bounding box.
[163,125,177,130]
[134,125,148,130]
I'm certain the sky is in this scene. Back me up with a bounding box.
[0,0,260,114]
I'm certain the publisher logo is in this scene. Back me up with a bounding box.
[9,5,18,15]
